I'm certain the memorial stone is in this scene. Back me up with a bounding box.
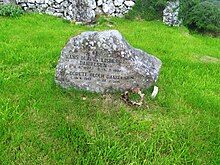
[55,30,162,93]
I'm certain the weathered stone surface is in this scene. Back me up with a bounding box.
[95,7,103,15]
[75,0,96,23]
[20,0,137,21]
[87,0,96,9]
[102,1,116,14]
[163,0,181,26]
[114,0,124,6]
[15,0,136,22]
[124,0,135,7]
[55,30,162,93]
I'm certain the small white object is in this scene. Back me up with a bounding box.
[124,1,135,7]
[151,86,159,98]
[75,22,83,25]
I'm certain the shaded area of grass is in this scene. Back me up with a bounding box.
[0,14,220,164]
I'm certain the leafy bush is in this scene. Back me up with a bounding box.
[126,0,167,21]
[127,0,220,35]
[0,4,24,17]
[180,0,220,35]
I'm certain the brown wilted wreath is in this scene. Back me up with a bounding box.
[121,87,145,106]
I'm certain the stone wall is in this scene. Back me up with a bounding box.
[2,0,182,26]
[163,0,181,26]
[15,0,135,22]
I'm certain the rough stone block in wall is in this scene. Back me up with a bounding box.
[163,0,181,26]
[14,0,136,22]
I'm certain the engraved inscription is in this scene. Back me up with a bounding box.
[65,54,132,84]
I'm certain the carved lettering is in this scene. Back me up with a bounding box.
[80,61,107,67]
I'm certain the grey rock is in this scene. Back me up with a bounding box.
[76,0,96,23]
[53,4,61,9]
[27,0,34,3]
[119,4,127,14]
[61,1,68,7]
[27,3,36,8]
[65,16,71,21]
[114,0,124,6]
[124,1,135,7]
[47,0,53,5]
[55,0,63,4]
[20,3,27,7]
[3,0,16,4]
[97,0,102,6]
[163,0,181,26]
[55,30,162,93]
[55,8,63,13]
[35,0,44,4]
[53,12,63,17]
[87,0,96,9]
[45,7,55,15]
[41,4,48,8]
[115,13,124,17]
[102,0,115,14]
[67,9,76,18]
[68,4,73,10]
[95,7,103,15]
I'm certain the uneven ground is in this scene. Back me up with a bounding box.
[0,14,220,164]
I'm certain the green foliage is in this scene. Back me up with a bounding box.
[126,0,167,20]
[180,0,220,35]
[127,0,220,35]
[0,4,23,17]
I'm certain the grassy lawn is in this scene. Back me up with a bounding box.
[0,13,220,164]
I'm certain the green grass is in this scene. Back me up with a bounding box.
[0,13,220,164]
